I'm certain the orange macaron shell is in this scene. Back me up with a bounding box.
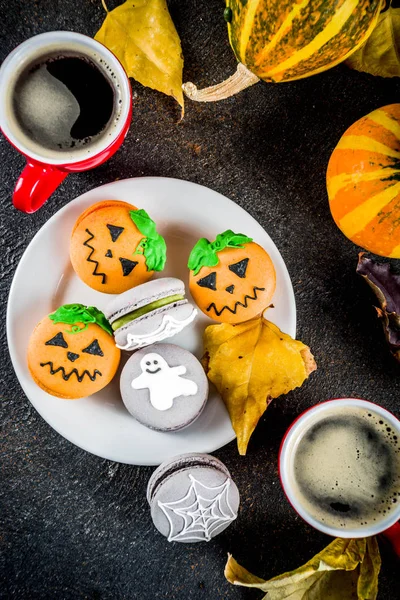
[189,242,276,324]
[28,317,120,399]
[70,200,153,294]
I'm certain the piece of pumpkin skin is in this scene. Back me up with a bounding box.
[327,104,400,258]
[183,0,383,102]
[357,253,400,362]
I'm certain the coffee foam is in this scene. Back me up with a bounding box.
[2,40,126,163]
[292,406,400,529]
[14,65,81,151]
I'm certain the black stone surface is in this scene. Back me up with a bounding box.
[1,1,400,598]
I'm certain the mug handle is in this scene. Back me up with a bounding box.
[381,521,400,558]
[13,159,68,213]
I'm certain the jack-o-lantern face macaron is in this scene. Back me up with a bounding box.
[70,201,167,294]
[188,230,276,324]
[28,304,121,399]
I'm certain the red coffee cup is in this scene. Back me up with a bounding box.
[0,31,132,213]
[279,398,400,556]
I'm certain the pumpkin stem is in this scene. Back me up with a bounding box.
[182,63,259,102]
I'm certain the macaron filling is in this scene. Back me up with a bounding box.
[111,294,184,331]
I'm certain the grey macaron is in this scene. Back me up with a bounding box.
[147,453,240,543]
[105,277,197,351]
[120,343,208,431]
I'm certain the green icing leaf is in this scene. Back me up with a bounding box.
[130,209,167,271]
[87,306,114,336]
[188,229,253,275]
[188,238,220,275]
[144,236,167,271]
[227,233,254,246]
[49,304,113,336]
[130,209,157,238]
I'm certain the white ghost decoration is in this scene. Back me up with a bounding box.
[131,352,198,411]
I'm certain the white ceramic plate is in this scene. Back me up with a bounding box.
[7,177,296,465]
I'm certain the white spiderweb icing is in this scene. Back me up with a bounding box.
[158,474,237,542]
[117,309,197,350]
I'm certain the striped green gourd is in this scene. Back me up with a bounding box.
[183,0,383,102]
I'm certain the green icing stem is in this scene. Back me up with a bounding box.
[112,294,184,331]
[187,230,253,275]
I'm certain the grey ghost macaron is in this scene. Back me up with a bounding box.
[120,343,208,431]
[147,453,240,543]
[104,277,197,351]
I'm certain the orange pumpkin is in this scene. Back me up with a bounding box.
[28,304,120,399]
[70,200,167,294]
[327,104,400,258]
[188,230,276,324]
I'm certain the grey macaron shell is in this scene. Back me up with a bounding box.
[105,277,197,350]
[147,453,230,504]
[120,344,208,432]
[147,453,240,543]
[105,277,185,322]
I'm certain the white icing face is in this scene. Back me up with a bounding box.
[131,352,198,411]
[140,353,169,375]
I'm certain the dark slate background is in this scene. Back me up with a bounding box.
[1,1,400,598]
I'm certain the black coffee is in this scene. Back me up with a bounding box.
[293,407,400,529]
[13,55,115,151]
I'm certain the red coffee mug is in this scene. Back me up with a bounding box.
[0,31,132,214]
[279,398,400,557]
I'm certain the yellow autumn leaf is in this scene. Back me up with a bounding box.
[202,317,316,455]
[225,537,381,600]
[95,0,184,114]
[346,2,400,78]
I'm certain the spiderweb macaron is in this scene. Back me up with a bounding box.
[147,453,240,543]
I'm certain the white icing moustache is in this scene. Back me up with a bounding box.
[117,309,198,351]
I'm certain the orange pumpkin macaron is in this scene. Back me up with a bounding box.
[188,230,276,324]
[28,304,121,399]
[70,200,167,294]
